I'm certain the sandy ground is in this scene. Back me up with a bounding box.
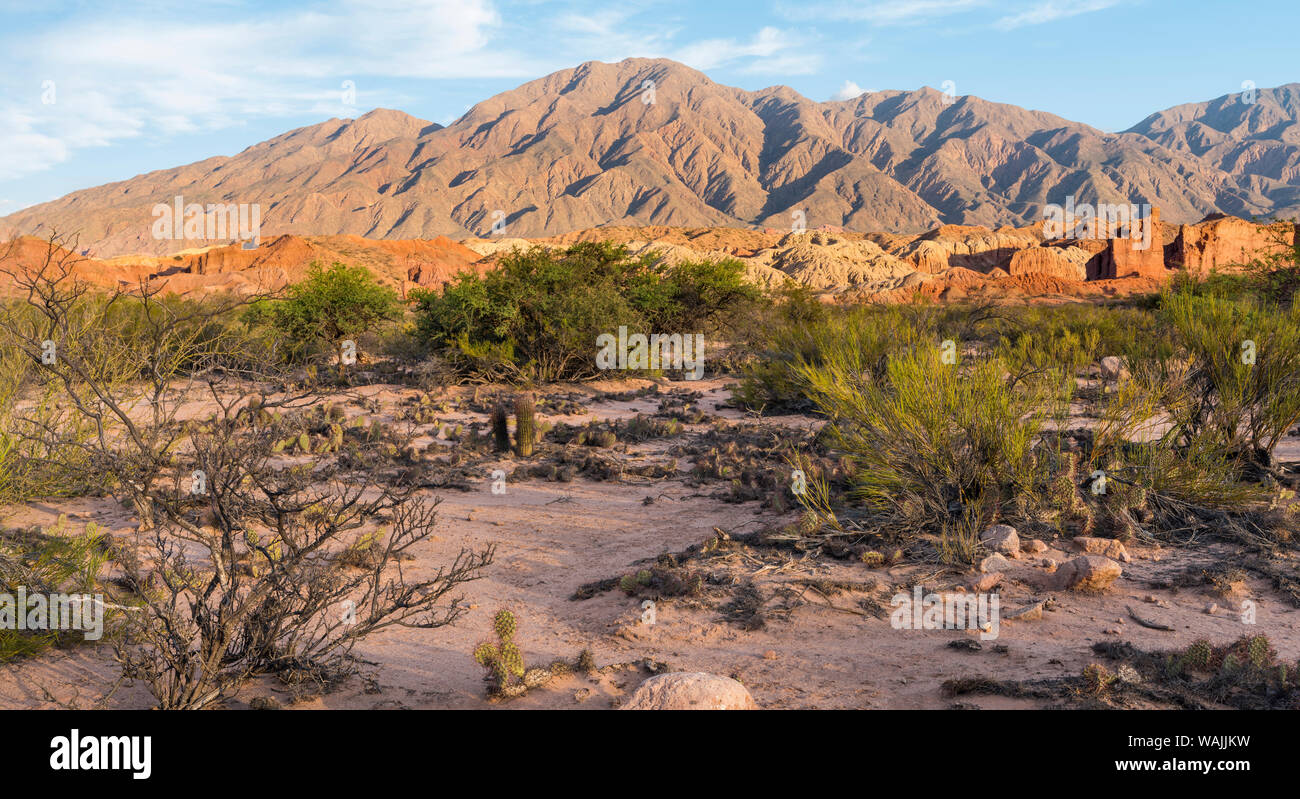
[2,377,1298,710]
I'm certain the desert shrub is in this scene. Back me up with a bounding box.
[1166,270,1260,302]
[246,261,402,368]
[0,518,112,661]
[991,302,1156,368]
[412,242,761,381]
[0,240,493,708]
[1148,292,1300,470]
[733,303,953,413]
[798,337,1053,563]
[0,338,33,504]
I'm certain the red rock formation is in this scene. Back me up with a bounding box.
[1172,215,1296,274]
[1,232,486,297]
[1008,245,1090,281]
[1100,207,1165,279]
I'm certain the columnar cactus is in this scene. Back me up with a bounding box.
[491,404,511,452]
[514,396,535,457]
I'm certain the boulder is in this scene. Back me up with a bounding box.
[979,553,1013,573]
[621,672,758,710]
[1006,601,1045,622]
[1053,555,1122,592]
[1073,536,1131,563]
[1099,356,1129,382]
[972,572,1004,592]
[980,524,1020,556]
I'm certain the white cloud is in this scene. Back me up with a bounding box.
[993,0,1122,30]
[0,1,825,193]
[0,0,530,183]
[831,80,865,100]
[670,27,808,72]
[787,0,989,26]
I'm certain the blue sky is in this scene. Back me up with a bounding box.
[2,0,1296,213]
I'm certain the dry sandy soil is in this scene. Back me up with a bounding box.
[2,376,1298,710]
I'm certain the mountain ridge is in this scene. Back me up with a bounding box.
[5,58,1298,258]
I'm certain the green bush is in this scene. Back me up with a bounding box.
[797,330,1053,563]
[1150,292,1300,469]
[733,300,992,413]
[411,242,761,382]
[246,262,402,368]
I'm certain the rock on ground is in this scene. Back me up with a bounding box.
[621,672,758,710]
[1053,555,1123,592]
[1073,536,1130,563]
[980,524,1020,556]
[1100,356,1130,381]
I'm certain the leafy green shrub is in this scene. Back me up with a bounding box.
[246,262,401,368]
[412,242,761,381]
[733,303,951,413]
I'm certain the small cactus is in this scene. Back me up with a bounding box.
[514,395,535,457]
[296,432,311,454]
[473,609,528,698]
[1183,639,1214,670]
[491,404,511,452]
[1082,663,1116,694]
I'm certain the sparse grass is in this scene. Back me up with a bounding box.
[0,517,113,662]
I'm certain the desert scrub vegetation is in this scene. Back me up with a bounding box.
[0,517,113,661]
[410,241,763,381]
[0,235,493,708]
[732,298,999,413]
[797,335,1056,562]
[743,266,1300,560]
[947,634,1300,709]
[242,260,402,374]
[1145,291,1300,473]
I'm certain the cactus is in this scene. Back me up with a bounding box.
[491,404,510,452]
[1082,663,1116,694]
[473,609,527,697]
[860,550,885,567]
[514,395,535,457]
[296,432,311,454]
[619,569,654,594]
[588,429,616,448]
[1177,639,1214,674]
[1247,636,1272,668]
[328,423,344,452]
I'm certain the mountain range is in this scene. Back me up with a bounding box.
[4,58,1299,258]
